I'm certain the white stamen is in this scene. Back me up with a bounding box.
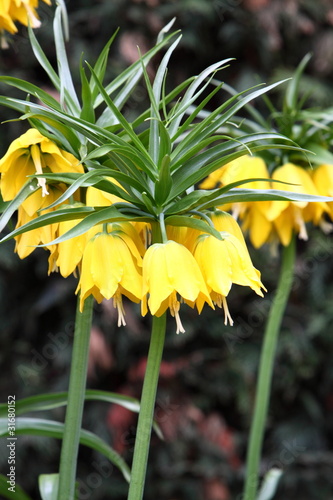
[214,294,234,326]
[222,296,234,326]
[24,5,41,28]
[30,145,49,196]
[174,310,185,334]
[169,293,185,334]
[113,293,126,327]
[295,209,308,241]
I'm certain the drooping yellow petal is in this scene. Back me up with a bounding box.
[56,217,87,278]
[76,229,143,316]
[142,240,213,317]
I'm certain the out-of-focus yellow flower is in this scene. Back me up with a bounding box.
[0,128,83,208]
[86,180,126,207]
[76,227,143,325]
[210,210,246,243]
[141,240,213,333]
[55,206,87,278]
[14,184,61,259]
[310,164,333,225]
[1,0,51,47]
[193,232,265,325]
[0,1,17,35]
[266,163,329,246]
[201,156,273,248]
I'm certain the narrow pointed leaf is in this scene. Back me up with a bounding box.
[165,215,222,240]
[28,24,60,91]
[90,30,119,102]
[80,60,95,123]
[284,53,312,112]
[198,188,333,210]
[0,180,38,233]
[168,59,233,138]
[53,6,80,113]
[0,474,33,500]
[0,207,95,244]
[0,418,130,482]
[0,77,61,110]
[0,391,141,417]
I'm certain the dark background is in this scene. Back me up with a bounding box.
[1,1,333,499]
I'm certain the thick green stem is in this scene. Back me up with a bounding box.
[243,236,296,500]
[57,295,94,500]
[127,313,167,500]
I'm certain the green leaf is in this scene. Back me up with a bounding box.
[90,30,119,102]
[0,474,33,500]
[0,180,38,233]
[79,58,95,123]
[0,77,61,110]
[87,63,152,163]
[168,59,234,138]
[36,169,112,210]
[306,143,333,165]
[157,122,172,168]
[169,134,299,198]
[284,53,312,112]
[170,82,223,143]
[39,474,59,500]
[0,206,95,244]
[165,215,222,240]
[95,28,180,122]
[0,418,130,483]
[37,206,151,246]
[155,155,172,205]
[53,6,80,114]
[150,36,182,163]
[0,390,141,417]
[165,178,274,214]
[27,24,60,92]
[197,188,333,210]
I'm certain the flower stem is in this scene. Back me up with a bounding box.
[57,294,94,500]
[127,313,167,500]
[243,236,296,500]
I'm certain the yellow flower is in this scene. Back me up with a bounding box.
[201,156,273,248]
[76,228,143,325]
[266,163,329,245]
[55,207,87,278]
[9,0,51,29]
[141,240,213,333]
[193,232,265,325]
[0,128,83,208]
[0,1,17,35]
[1,0,51,47]
[86,179,126,207]
[310,164,333,227]
[14,185,61,259]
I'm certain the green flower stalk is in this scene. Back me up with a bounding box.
[200,56,333,498]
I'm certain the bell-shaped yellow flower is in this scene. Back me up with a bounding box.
[9,0,51,29]
[76,229,143,326]
[141,240,214,333]
[0,1,17,35]
[193,232,265,325]
[86,179,126,207]
[201,156,273,248]
[14,185,62,259]
[55,207,88,278]
[310,164,333,227]
[266,163,329,245]
[0,128,83,206]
